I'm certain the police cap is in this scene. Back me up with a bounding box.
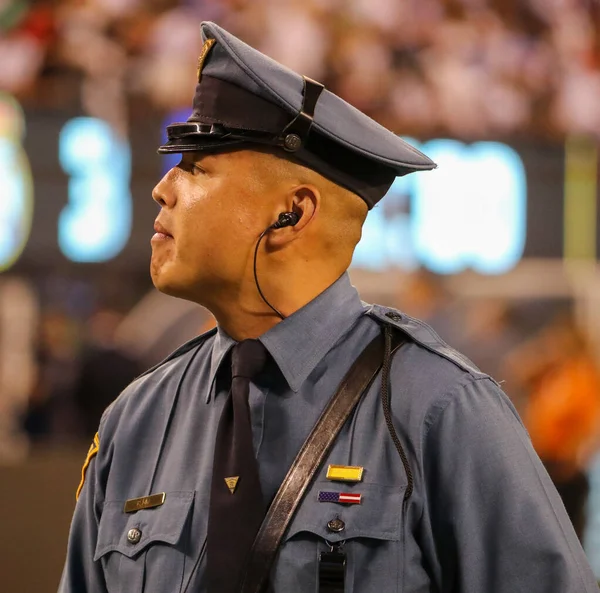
[158,21,436,208]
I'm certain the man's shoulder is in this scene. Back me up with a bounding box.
[100,328,217,432]
[365,304,498,419]
[367,304,485,376]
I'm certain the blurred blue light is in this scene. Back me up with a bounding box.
[353,139,527,275]
[162,109,192,174]
[58,118,132,262]
[0,93,33,272]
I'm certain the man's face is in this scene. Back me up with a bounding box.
[150,149,273,303]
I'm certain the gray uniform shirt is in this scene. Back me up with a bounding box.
[59,273,598,592]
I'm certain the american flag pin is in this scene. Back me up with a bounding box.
[318,491,362,505]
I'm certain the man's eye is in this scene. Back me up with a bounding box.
[177,159,204,175]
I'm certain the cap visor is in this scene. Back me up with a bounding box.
[157,136,247,154]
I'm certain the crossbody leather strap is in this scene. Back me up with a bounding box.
[240,329,406,593]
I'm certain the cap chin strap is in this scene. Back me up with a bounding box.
[278,76,324,152]
[163,76,324,153]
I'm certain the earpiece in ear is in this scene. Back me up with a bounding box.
[254,211,300,320]
[270,212,300,229]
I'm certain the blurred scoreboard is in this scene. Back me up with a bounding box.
[3,94,599,275]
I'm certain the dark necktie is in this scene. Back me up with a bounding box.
[207,339,268,593]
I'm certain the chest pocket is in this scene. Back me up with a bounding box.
[94,491,195,593]
[272,482,405,593]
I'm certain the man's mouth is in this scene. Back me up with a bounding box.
[152,220,173,241]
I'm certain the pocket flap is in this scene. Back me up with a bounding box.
[284,482,404,543]
[94,491,194,560]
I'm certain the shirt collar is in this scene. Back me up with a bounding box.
[207,326,237,402]
[206,272,366,400]
[260,272,365,392]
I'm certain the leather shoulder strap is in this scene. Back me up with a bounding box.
[240,329,406,593]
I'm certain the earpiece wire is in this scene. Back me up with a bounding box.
[253,227,286,320]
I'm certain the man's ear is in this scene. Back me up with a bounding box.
[291,185,320,228]
[268,185,320,246]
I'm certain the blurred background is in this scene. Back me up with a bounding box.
[1,0,600,590]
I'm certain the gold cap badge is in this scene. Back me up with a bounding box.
[197,38,216,82]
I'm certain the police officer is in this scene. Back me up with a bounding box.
[59,21,598,593]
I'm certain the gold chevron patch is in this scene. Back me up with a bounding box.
[76,432,99,500]
[224,476,239,494]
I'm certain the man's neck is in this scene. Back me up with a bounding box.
[205,272,342,341]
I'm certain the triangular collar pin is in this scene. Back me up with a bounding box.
[224,476,239,494]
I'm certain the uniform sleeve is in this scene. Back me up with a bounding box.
[58,424,110,593]
[423,376,598,593]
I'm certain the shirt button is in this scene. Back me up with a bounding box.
[385,311,402,321]
[127,528,142,544]
[327,518,345,533]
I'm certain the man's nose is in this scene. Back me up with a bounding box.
[152,169,177,208]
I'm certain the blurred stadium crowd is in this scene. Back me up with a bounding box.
[1,0,600,138]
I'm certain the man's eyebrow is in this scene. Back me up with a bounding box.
[192,152,219,166]
[178,153,213,169]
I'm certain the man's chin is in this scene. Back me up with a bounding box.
[150,265,204,304]
[150,260,222,306]
[152,277,178,298]
[151,262,183,297]
[151,272,185,299]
